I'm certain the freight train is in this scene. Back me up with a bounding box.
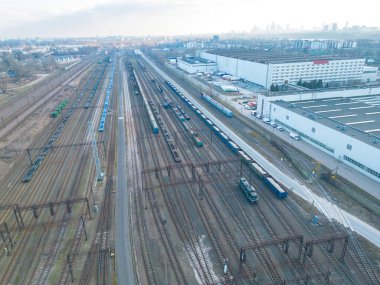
[84,62,108,109]
[144,98,159,134]
[171,104,203,147]
[201,92,233,117]
[148,100,180,162]
[99,61,115,132]
[166,80,288,199]
[126,60,140,96]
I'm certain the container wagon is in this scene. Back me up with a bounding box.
[250,162,267,179]
[238,150,252,163]
[264,176,288,199]
[201,92,233,117]
[238,177,258,203]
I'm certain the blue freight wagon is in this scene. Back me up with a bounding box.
[264,176,288,199]
[201,92,233,117]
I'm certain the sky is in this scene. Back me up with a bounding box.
[0,0,379,38]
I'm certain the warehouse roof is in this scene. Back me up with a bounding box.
[273,95,380,148]
[179,56,215,65]
[205,49,363,64]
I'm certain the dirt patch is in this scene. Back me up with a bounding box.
[0,94,67,180]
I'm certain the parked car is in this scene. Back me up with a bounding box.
[270,122,277,128]
[263,117,270,123]
[277,126,284,131]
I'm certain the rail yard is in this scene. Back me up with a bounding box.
[0,49,379,285]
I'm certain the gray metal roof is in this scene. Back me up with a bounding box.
[179,56,215,65]
[273,95,380,149]
[206,49,363,64]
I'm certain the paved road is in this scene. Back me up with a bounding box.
[115,57,136,285]
[170,65,380,200]
[142,53,380,248]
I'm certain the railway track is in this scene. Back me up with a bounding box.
[77,60,117,285]
[131,59,187,284]
[0,60,110,284]
[141,59,288,283]
[137,56,290,282]
[277,141,380,284]
[124,59,158,285]
[137,54,377,285]
[134,57,282,282]
[138,63,222,284]
[0,56,96,141]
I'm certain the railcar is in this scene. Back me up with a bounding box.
[264,176,288,199]
[238,177,258,203]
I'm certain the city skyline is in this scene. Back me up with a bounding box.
[0,0,379,38]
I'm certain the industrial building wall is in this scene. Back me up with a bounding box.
[268,59,365,86]
[270,105,380,182]
[177,60,216,74]
[361,66,379,82]
[200,52,269,87]
[257,86,380,118]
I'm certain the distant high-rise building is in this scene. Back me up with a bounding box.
[332,23,338,32]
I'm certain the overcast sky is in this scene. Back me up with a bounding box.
[0,0,379,38]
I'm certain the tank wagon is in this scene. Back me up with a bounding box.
[182,121,203,147]
[144,99,159,134]
[166,80,288,199]
[239,177,258,203]
[126,62,140,96]
[148,101,180,162]
[177,105,190,120]
[201,92,233,117]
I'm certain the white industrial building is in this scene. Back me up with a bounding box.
[256,85,380,117]
[269,96,380,182]
[199,50,374,88]
[362,66,379,82]
[177,56,217,74]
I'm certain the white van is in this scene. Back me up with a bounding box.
[289,132,301,140]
